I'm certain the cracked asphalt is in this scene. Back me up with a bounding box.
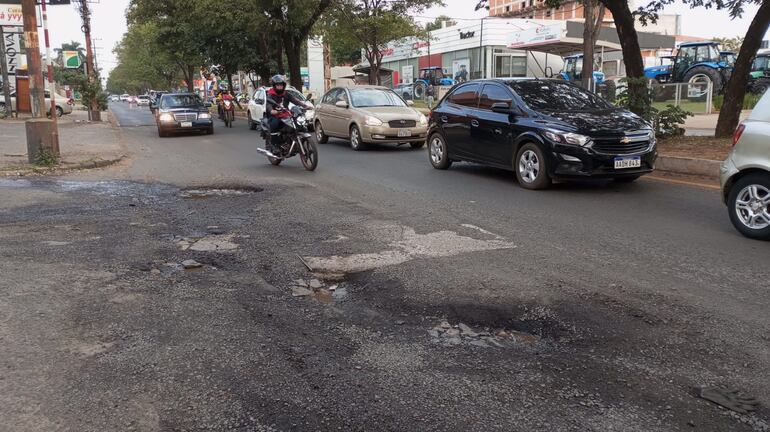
[1,102,769,431]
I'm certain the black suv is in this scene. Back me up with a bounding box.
[427,79,657,189]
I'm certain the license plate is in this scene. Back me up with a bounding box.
[614,156,641,169]
[397,129,412,137]
[181,121,193,128]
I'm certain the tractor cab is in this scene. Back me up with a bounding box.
[560,54,605,86]
[650,41,731,92]
[417,67,455,87]
[720,51,737,67]
[749,53,770,94]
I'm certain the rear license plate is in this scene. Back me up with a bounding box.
[614,156,641,169]
[397,129,412,137]
[181,121,193,128]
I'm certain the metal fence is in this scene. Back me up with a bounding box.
[649,82,713,114]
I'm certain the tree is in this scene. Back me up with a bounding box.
[580,0,605,90]
[328,0,441,85]
[640,0,770,137]
[425,15,456,31]
[259,0,335,90]
[713,36,745,52]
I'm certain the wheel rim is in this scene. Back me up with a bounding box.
[430,137,444,165]
[351,128,360,148]
[518,150,540,183]
[688,73,711,96]
[316,124,324,140]
[735,184,770,230]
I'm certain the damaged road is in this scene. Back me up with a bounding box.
[1,176,769,432]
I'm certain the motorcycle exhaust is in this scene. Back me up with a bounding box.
[256,147,282,159]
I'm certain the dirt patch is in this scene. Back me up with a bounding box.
[657,136,732,161]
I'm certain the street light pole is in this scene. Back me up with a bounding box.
[40,0,59,155]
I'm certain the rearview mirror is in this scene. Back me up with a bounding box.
[491,101,512,114]
[406,100,414,106]
[335,100,349,108]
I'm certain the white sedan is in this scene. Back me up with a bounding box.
[247,86,314,131]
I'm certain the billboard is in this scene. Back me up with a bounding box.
[3,31,21,75]
[0,2,23,26]
[63,50,81,68]
[506,24,564,49]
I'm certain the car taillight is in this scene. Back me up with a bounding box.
[732,124,745,146]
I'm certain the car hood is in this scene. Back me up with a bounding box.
[536,108,650,135]
[356,106,422,121]
[161,107,207,113]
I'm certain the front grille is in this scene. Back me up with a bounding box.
[173,113,197,122]
[591,131,651,155]
[388,119,416,128]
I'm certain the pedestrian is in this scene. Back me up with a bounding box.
[426,84,435,109]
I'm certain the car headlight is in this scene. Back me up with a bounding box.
[199,113,211,119]
[418,114,427,125]
[365,115,383,126]
[543,130,591,147]
[158,113,174,122]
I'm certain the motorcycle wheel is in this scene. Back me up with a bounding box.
[228,112,233,128]
[300,135,319,171]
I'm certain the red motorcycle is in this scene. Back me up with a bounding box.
[222,99,234,128]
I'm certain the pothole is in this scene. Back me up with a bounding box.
[179,186,262,199]
[428,320,540,348]
[172,234,240,252]
[290,278,349,303]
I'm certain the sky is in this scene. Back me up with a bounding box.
[40,0,764,81]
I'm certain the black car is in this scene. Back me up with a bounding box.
[427,79,657,189]
[156,93,214,137]
[149,91,166,114]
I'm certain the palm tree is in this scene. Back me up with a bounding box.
[54,41,86,68]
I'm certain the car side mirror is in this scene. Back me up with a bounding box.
[335,100,349,108]
[406,100,414,106]
[491,102,512,114]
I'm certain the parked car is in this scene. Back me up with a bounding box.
[314,85,428,150]
[120,94,130,102]
[427,78,656,189]
[720,89,770,240]
[149,92,166,113]
[394,83,414,100]
[137,95,151,106]
[0,90,73,117]
[155,93,213,137]
[247,86,314,131]
[109,95,120,102]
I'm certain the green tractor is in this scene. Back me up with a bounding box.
[749,53,770,95]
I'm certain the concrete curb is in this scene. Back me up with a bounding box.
[0,154,127,176]
[656,155,721,179]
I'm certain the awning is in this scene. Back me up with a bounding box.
[352,64,394,75]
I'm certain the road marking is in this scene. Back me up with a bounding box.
[643,175,720,190]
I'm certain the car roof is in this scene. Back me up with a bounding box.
[161,93,197,97]
[345,85,390,90]
[679,41,717,47]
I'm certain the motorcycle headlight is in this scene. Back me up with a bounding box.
[365,115,383,126]
[543,130,591,147]
[199,113,211,119]
[419,114,427,125]
[158,113,174,122]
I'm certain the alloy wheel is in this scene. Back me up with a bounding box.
[735,184,770,230]
[316,125,324,141]
[351,127,361,150]
[430,136,444,165]
[518,150,540,183]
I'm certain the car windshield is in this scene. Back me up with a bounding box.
[160,94,202,109]
[350,89,406,107]
[508,81,611,112]
[287,89,306,101]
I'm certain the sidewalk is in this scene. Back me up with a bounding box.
[0,110,126,174]
[684,110,751,136]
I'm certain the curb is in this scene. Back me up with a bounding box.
[656,155,721,179]
[0,155,127,176]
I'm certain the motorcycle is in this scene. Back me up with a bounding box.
[222,99,234,128]
[257,102,318,171]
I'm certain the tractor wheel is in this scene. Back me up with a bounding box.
[413,82,426,100]
[683,66,722,98]
[752,78,770,95]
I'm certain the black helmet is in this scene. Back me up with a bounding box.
[270,75,286,91]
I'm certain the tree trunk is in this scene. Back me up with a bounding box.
[283,33,304,90]
[184,65,195,93]
[715,0,770,137]
[600,0,646,115]
[582,0,605,90]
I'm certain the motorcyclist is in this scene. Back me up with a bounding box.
[265,75,310,153]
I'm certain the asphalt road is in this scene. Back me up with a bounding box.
[1,101,768,431]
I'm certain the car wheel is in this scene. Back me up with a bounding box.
[515,143,551,190]
[428,133,452,170]
[727,173,770,240]
[55,107,63,117]
[614,175,641,183]
[157,127,167,138]
[349,125,365,151]
[410,142,425,149]
[315,121,329,144]
[248,112,256,130]
[206,127,214,135]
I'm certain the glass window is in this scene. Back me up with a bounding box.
[448,83,480,107]
[508,80,610,112]
[753,56,769,71]
[160,94,201,109]
[602,60,618,77]
[696,45,718,62]
[678,46,696,62]
[322,89,339,104]
[287,89,306,101]
[349,89,405,107]
[512,57,526,77]
[478,84,512,110]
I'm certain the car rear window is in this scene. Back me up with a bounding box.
[507,80,610,112]
[448,83,480,107]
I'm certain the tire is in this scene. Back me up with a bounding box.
[228,111,234,128]
[349,125,365,151]
[248,112,256,130]
[727,172,770,240]
[683,66,722,96]
[300,136,319,171]
[752,78,770,95]
[158,127,167,138]
[614,175,641,183]
[413,82,426,100]
[515,143,551,190]
[315,120,329,144]
[206,127,214,135]
[55,107,63,118]
[410,142,425,149]
[428,133,452,170]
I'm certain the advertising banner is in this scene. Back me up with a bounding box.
[506,24,564,49]
[63,50,81,68]
[452,58,470,83]
[3,30,21,75]
[0,2,22,26]
[401,65,413,84]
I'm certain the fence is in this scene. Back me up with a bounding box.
[649,82,713,114]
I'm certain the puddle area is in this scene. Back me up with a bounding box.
[291,278,349,304]
[429,321,540,349]
[179,187,262,199]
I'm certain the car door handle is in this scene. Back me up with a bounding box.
[470,120,479,127]
[494,128,502,135]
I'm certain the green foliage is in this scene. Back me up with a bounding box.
[713,92,762,111]
[35,149,59,167]
[107,22,182,94]
[713,36,744,52]
[616,79,693,138]
[425,15,456,31]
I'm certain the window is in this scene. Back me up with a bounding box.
[602,60,618,77]
[448,83,480,107]
[505,5,511,12]
[255,90,265,103]
[478,84,512,110]
[520,1,525,9]
[529,0,533,6]
[322,88,340,104]
[508,81,610,112]
[160,94,202,109]
[349,89,405,107]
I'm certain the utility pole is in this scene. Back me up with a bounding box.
[41,0,60,155]
[0,26,14,118]
[79,0,100,121]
